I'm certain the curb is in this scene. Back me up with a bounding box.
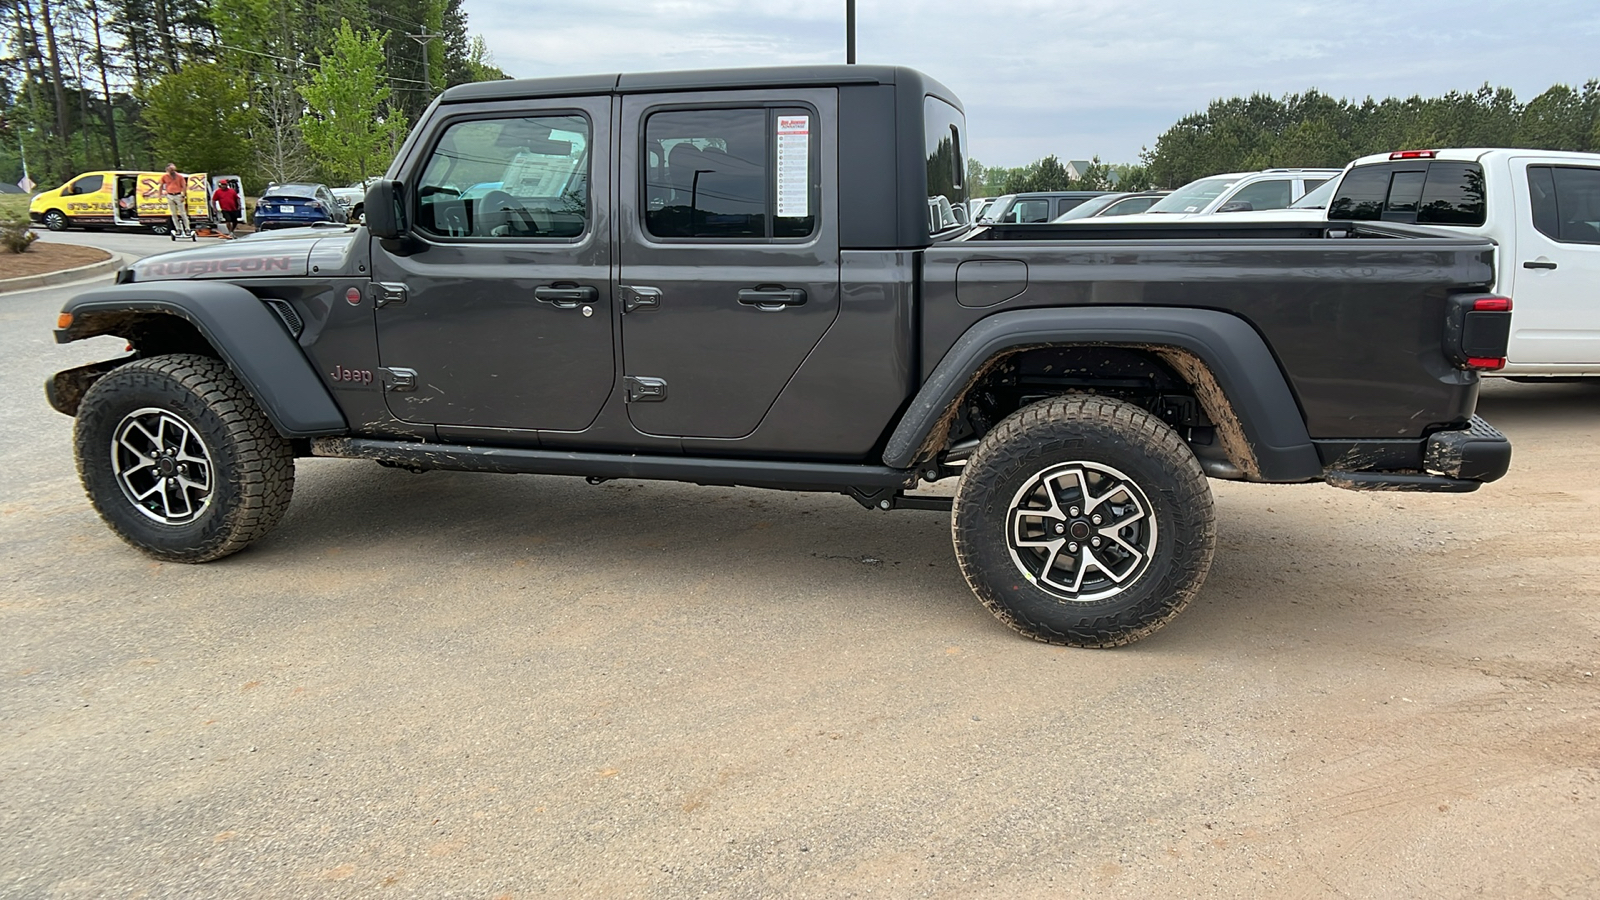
[0,251,124,294]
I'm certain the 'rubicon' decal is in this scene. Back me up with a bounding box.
[142,256,295,277]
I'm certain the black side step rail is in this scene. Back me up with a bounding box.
[312,437,920,497]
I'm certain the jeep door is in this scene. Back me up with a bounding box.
[616,89,840,438]
[370,98,614,432]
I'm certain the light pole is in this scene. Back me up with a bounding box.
[846,0,856,64]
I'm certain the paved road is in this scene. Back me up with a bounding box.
[2,252,1597,898]
[32,225,242,263]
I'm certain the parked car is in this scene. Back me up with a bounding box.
[1050,190,1170,221]
[252,183,347,230]
[969,196,997,222]
[1143,169,1340,216]
[48,66,1514,649]
[979,191,1112,223]
[331,178,380,223]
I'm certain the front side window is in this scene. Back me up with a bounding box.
[1221,179,1292,211]
[1002,199,1052,223]
[70,175,104,195]
[1528,165,1600,244]
[414,114,590,239]
[643,107,817,240]
[924,95,967,233]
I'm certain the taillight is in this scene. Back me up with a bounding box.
[1389,149,1437,160]
[307,201,323,211]
[1446,294,1512,371]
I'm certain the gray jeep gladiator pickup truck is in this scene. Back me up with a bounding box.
[47,66,1514,647]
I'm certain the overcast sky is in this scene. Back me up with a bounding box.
[468,0,1600,167]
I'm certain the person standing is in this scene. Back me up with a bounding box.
[159,163,190,234]
[211,179,243,238]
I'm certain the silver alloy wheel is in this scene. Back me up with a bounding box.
[1005,460,1157,602]
[110,407,215,525]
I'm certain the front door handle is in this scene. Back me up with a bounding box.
[738,287,807,311]
[1522,260,1558,270]
[534,283,599,309]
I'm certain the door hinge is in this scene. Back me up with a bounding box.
[624,376,667,402]
[370,282,408,308]
[382,367,417,392]
[620,284,662,314]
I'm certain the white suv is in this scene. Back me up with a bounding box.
[1143,168,1340,216]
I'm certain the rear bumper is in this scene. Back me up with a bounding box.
[1324,416,1511,493]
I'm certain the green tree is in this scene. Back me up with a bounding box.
[141,61,253,175]
[297,19,407,184]
[464,34,508,81]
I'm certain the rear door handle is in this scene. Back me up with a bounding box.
[534,283,598,309]
[737,287,807,311]
[1522,260,1558,270]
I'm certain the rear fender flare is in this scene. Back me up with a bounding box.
[884,306,1323,482]
[54,282,347,437]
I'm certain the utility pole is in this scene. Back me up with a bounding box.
[408,26,439,97]
[846,0,856,64]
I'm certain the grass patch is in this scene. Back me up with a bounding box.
[0,195,31,220]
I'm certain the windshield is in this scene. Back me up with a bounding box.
[1290,177,1339,209]
[978,194,1015,223]
[1051,194,1123,222]
[1146,177,1237,214]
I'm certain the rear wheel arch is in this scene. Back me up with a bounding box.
[883,307,1322,482]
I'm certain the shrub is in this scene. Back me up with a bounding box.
[0,213,37,253]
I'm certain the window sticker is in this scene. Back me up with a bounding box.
[776,115,810,218]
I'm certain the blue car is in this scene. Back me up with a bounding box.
[252,183,347,230]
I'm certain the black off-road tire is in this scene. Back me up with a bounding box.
[952,394,1216,647]
[74,354,295,563]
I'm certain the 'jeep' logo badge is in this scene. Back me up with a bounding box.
[329,365,373,385]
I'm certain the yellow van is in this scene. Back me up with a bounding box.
[29,170,213,234]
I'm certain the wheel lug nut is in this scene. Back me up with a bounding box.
[1069,507,1080,517]
[1053,523,1065,535]
[1068,542,1079,553]
[1091,537,1102,547]
[1091,515,1102,525]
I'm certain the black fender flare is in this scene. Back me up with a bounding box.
[54,282,347,437]
[883,306,1323,482]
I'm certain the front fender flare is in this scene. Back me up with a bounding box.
[884,306,1323,482]
[55,282,347,437]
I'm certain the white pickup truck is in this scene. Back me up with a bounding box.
[1319,149,1600,378]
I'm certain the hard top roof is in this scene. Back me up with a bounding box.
[438,65,961,109]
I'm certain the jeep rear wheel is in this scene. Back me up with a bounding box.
[74,354,295,562]
[952,394,1216,647]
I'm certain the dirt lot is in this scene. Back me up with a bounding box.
[1,275,1596,898]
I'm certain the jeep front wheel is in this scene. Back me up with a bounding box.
[952,394,1216,647]
[74,354,295,563]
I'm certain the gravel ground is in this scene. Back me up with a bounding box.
[2,239,1596,898]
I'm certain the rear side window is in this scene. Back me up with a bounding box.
[1528,165,1600,244]
[1417,162,1486,226]
[1331,161,1486,226]
[924,95,968,233]
[644,107,817,240]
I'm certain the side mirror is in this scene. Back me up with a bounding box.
[1217,201,1254,213]
[364,179,408,240]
